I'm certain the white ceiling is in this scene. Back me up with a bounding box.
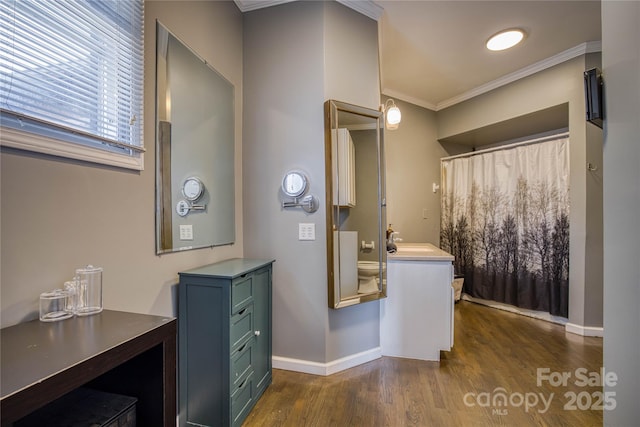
[235,0,602,111]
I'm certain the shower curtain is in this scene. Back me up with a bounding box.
[440,136,570,317]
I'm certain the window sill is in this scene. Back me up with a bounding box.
[1,126,144,171]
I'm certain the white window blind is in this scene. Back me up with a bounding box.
[0,0,144,169]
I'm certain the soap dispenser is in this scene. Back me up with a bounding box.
[386,224,398,253]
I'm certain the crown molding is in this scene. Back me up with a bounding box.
[436,41,603,111]
[234,0,383,19]
[336,0,383,21]
[233,0,296,12]
[381,88,437,112]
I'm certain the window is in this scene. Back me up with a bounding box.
[0,0,145,170]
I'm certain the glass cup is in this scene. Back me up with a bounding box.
[74,265,103,316]
[40,289,73,322]
[64,279,78,314]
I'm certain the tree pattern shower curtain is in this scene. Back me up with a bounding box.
[440,136,570,317]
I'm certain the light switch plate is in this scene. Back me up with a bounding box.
[179,224,193,240]
[298,223,315,241]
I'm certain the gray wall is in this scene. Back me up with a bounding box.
[243,0,327,364]
[0,0,244,327]
[324,1,380,110]
[384,97,445,245]
[242,1,381,364]
[435,55,603,329]
[602,1,640,424]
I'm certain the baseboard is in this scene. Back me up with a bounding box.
[272,347,382,376]
[565,322,604,337]
[461,294,568,326]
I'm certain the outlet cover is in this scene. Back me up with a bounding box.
[298,223,316,241]
[179,224,193,240]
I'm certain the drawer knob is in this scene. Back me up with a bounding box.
[254,330,261,336]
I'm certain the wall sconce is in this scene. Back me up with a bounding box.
[382,98,401,130]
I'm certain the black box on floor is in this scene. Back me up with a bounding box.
[15,387,137,427]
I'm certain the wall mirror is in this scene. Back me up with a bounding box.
[324,100,387,308]
[155,22,235,254]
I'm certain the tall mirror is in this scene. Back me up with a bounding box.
[324,100,387,308]
[155,22,235,254]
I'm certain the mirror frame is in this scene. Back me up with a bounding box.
[324,100,387,309]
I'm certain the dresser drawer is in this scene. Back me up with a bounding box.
[231,275,254,314]
[230,304,253,351]
[231,339,254,387]
[231,373,254,427]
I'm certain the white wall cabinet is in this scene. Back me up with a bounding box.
[334,128,356,207]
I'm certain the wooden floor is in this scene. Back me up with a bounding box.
[243,301,603,427]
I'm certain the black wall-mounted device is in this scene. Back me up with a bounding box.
[584,68,604,128]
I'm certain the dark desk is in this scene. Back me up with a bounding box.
[1,310,176,426]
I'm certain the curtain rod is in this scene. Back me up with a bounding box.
[441,131,569,162]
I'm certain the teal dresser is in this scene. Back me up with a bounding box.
[178,258,274,427]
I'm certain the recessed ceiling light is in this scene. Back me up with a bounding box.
[486,29,525,51]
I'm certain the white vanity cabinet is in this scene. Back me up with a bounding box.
[381,243,455,361]
[333,128,356,207]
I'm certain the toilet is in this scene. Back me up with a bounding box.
[357,261,386,293]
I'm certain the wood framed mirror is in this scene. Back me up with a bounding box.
[324,100,387,308]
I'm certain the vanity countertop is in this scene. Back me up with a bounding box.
[388,242,454,261]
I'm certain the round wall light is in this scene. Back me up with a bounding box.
[486,29,525,51]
